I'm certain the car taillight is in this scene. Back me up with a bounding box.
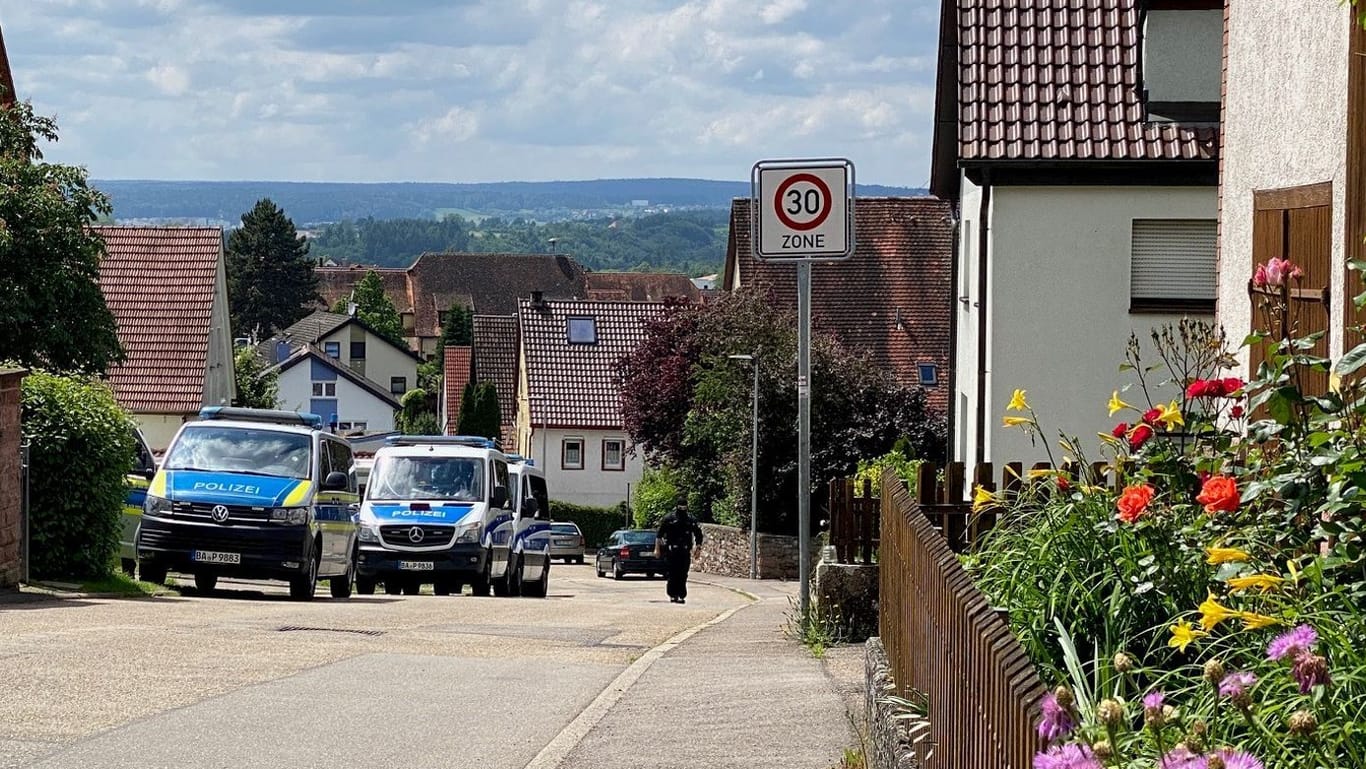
[619,547,631,559]
[578,536,584,547]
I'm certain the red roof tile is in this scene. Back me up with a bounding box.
[472,315,520,441]
[520,300,666,429]
[96,226,224,414]
[948,0,1219,165]
[316,266,411,314]
[722,198,954,412]
[585,272,701,303]
[443,346,473,435]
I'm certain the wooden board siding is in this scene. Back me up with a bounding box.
[1249,192,1332,396]
[1346,16,1366,350]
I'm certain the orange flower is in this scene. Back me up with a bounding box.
[1196,475,1240,515]
[1116,484,1155,524]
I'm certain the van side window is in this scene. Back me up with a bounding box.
[530,475,549,515]
[327,441,356,492]
[493,460,510,508]
[319,439,334,480]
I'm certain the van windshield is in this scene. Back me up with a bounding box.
[368,456,484,501]
[164,426,313,480]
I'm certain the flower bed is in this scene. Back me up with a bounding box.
[965,268,1366,768]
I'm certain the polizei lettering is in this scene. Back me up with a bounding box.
[191,481,262,495]
[781,233,825,249]
[390,510,447,518]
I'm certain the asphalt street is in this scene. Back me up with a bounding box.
[0,564,852,769]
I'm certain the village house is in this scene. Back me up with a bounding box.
[267,345,402,435]
[96,226,236,451]
[931,0,1221,464]
[471,315,520,446]
[1217,3,1365,381]
[261,309,421,405]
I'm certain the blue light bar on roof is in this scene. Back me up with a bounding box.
[198,406,324,428]
[385,435,501,450]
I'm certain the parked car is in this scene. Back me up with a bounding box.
[548,522,585,563]
[595,529,665,580]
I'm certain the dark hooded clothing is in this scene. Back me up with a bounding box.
[657,510,704,600]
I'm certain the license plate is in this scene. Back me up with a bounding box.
[554,538,577,546]
[638,552,655,559]
[192,550,240,565]
[398,561,434,571]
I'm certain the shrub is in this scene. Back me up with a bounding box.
[550,500,631,549]
[632,465,680,528]
[21,372,135,579]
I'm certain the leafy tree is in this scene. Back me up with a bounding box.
[231,347,278,409]
[396,388,439,435]
[457,381,500,440]
[617,299,704,461]
[0,101,123,373]
[440,302,474,348]
[331,269,405,348]
[226,198,319,340]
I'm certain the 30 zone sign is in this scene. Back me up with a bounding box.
[752,159,854,260]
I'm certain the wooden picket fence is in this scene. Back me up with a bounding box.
[826,477,879,564]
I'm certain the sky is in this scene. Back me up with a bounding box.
[4,0,941,186]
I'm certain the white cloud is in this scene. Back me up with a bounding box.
[146,63,190,95]
[760,0,807,24]
[413,107,480,144]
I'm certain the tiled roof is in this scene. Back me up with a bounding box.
[948,0,1220,165]
[272,346,401,409]
[472,315,520,440]
[0,22,16,108]
[96,226,224,414]
[585,272,701,303]
[280,310,351,344]
[520,300,666,429]
[316,267,411,314]
[722,198,954,412]
[443,346,473,435]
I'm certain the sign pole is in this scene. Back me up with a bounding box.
[796,260,812,620]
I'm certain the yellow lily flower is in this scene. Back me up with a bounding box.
[1287,559,1301,585]
[1198,594,1240,632]
[1007,388,1029,412]
[1157,400,1184,431]
[1002,416,1034,428]
[1205,546,1251,565]
[1227,574,1285,593]
[1330,372,1343,393]
[972,485,996,513]
[1239,611,1281,630]
[1107,390,1133,417]
[1167,619,1207,653]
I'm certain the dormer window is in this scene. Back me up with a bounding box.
[1141,1,1222,123]
[567,317,597,344]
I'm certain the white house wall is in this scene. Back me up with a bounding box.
[276,364,396,433]
[524,427,642,509]
[963,184,1216,465]
[318,326,418,395]
[1219,1,1351,363]
[953,176,985,463]
[135,413,189,454]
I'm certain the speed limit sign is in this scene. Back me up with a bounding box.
[752,159,854,260]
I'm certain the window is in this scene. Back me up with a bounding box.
[917,363,939,387]
[562,438,584,470]
[335,421,368,433]
[567,317,597,344]
[349,341,366,360]
[312,381,337,397]
[602,439,625,471]
[1141,3,1222,123]
[324,341,341,359]
[492,459,510,507]
[390,376,407,395]
[1130,219,1217,313]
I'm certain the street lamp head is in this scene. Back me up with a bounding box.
[727,354,754,362]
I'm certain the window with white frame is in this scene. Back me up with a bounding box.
[323,341,341,359]
[1130,219,1217,313]
[602,439,625,471]
[311,381,337,397]
[566,317,597,344]
[562,438,584,470]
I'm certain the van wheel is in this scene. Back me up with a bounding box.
[289,549,319,601]
[121,559,137,577]
[140,562,167,585]
[470,553,492,597]
[505,555,522,597]
[383,581,401,596]
[356,577,376,595]
[194,573,218,593]
[524,559,549,598]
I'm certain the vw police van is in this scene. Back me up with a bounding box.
[136,407,360,601]
[355,436,551,597]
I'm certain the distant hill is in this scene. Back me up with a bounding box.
[91,178,928,225]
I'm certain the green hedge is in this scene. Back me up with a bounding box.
[632,465,680,528]
[22,372,136,579]
[549,500,632,550]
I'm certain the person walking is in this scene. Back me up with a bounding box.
[656,501,704,604]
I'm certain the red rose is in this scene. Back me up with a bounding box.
[1196,475,1240,515]
[1057,476,1071,491]
[1220,378,1245,396]
[1141,408,1162,425]
[1116,484,1156,524]
[1112,422,1129,438]
[1230,405,1245,419]
[1186,379,1212,398]
[1129,424,1154,450]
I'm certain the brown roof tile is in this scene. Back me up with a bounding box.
[96,226,223,414]
[951,0,1219,164]
[722,198,953,412]
[520,300,666,429]
[585,272,701,303]
[316,266,411,315]
[443,346,473,435]
[472,315,520,440]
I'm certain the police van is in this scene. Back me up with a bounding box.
[355,436,551,597]
[497,454,552,597]
[135,407,360,601]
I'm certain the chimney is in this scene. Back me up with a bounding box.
[530,290,546,310]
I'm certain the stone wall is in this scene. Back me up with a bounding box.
[865,637,922,769]
[814,561,879,642]
[691,523,821,580]
[0,369,25,589]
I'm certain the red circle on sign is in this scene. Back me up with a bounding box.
[773,173,833,232]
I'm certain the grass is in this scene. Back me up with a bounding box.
[784,595,845,659]
[78,572,178,598]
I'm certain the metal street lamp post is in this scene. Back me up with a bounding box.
[728,353,759,580]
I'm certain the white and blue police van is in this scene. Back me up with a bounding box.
[355,436,552,597]
[497,453,552,597]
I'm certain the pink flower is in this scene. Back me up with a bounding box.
[1032,744,1101,769]
[1215,749,1265,769]
[1219,671,1256,699]
[1253,263,1268,287]
[1267,624,1318,661]
[1265,258,1287,286]
[1037,692,1075,741]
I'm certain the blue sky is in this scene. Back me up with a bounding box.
[4,0,940,185]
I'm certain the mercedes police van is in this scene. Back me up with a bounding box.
[498,454,552,597]
[355,436,552,597]
[135,407,360,601]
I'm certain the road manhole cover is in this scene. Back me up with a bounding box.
[276,625,385,637]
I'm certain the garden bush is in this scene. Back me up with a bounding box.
[968,272,1366,767]
[550,500,631,549]
[632,465,680,528]
[21,372,136,579]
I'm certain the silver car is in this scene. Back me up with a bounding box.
[548,522,585,563]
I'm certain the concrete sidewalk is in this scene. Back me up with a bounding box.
[552,575,852,769]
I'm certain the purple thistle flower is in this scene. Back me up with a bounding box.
[1218,671,1257,699]
[1160,746,1207,769]
[1291,652,1331,694]
[1143,690,1166,710]
[1267,624,1318,661]
[1033,743,1101,769]
[1215,749,1264,769]
[1037,692,1076,741]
